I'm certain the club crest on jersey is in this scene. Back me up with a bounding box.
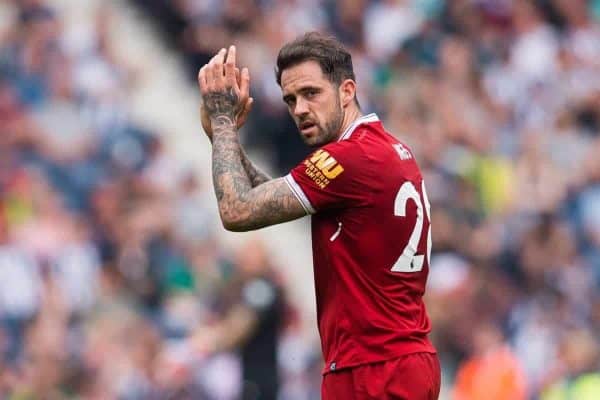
[303,149,344,189]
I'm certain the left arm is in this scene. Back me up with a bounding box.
[191,304,258,354]
[211,116,307,231]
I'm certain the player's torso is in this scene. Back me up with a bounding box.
[311,124,434,372]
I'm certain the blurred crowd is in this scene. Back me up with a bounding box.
[0,0,319,399]
[135,0,600,399]
[2,0,600,399]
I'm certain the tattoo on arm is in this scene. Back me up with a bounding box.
[211,121,306,231]
[240,149,271,187]
[205,85,306,231]
[211,117,248,204]
[204,86,269,187]
[222,176,307,231]
[203,87,242,121]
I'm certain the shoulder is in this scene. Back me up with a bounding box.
[333,121,407,163]
[317,119,386,161]
[320,137,367,160]
[309,137,372,181]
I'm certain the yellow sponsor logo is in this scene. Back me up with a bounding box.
[310,150,344,179]
[303,150,344,189]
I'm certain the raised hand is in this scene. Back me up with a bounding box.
[198,46,251,135]
[200,66,253,141]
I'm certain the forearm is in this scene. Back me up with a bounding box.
[203,65,306,231]
[211,116,253,223]
[213,305,257,352]
[240,148,271,187]
[211,122,307,231]
[207,129,270,187]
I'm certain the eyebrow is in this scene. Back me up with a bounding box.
[282,86,322,103]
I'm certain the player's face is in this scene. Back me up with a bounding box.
[281,61,344,147]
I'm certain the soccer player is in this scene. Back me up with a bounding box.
[198,32,440,399]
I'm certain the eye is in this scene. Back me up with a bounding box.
[306,89,318,98]
[283,96,295,107]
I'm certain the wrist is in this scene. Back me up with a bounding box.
[210,114,237,132]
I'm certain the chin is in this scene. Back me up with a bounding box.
[304,137,326,147]
[303,137,320,147]
[304,132,336,147]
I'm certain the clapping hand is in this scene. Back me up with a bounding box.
[198,46,253,141]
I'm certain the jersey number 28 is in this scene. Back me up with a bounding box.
[391,181,432,273]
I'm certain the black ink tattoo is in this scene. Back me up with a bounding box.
[203,87,244,122]
[240,149,271,187]
[211,120,307,231]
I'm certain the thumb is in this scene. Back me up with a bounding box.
[237,97,254,128]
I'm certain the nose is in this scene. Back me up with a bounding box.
[293,97,309,117]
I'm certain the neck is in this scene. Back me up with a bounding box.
[336,106,362,141]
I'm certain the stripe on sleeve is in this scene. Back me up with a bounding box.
[284,174,316,214]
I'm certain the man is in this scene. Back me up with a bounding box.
[198,32,440,399]
[191,239,286,400]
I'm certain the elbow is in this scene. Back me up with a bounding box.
[222,219,246,232]
[219,210,252,232]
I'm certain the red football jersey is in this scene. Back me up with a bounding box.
[284,113,435,374]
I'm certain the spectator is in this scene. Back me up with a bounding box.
[453,322,528,400]
[540,328,600,400]
[191,238,287,400]
[1,0,600,397]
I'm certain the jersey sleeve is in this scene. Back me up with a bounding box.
[284,139,373,214]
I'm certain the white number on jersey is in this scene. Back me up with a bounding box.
[391,180,432,273]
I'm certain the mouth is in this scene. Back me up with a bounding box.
[299,121,317,135]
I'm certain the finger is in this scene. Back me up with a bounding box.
[208,48,225,66]
[237,97,254,127]
[244,97,254,116]
[206,52,222,89]
[208,52,220,65]
[239,67,250,100]
[212,48,227,87]
[235,67,248,104]
[198,65,208,94]
[210,48,226,84]
[242,97,253,115]
[225,45,237,87]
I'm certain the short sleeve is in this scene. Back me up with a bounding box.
[284,140,372,213]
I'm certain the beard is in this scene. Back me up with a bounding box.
[300,97,344,147]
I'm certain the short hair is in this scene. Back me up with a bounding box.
[275,32,357,87]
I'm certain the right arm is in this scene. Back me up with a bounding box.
[240,147,271,187]
[198,47,307,231]
[200,69,267,187]
[202,104,270,187]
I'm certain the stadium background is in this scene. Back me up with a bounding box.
[1,0,600,398]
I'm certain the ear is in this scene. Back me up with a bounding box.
[339,79,356,108]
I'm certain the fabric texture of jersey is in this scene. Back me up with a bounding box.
[285,113,435,375]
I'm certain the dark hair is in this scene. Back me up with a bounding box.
[275,32,357,87]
